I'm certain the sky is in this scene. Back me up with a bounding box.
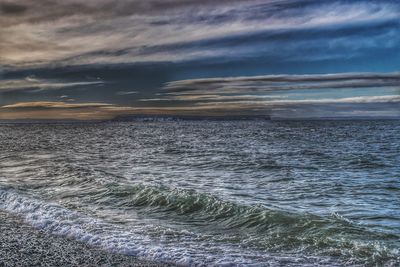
[0,0,399,120]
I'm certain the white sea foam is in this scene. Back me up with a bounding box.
[0,189,291,266]
[0,189,194,265]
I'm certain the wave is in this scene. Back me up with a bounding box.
[95,183,400,264]
[98,183,321,230]
[0,186,399,266]
[0,188,333,266]
[0,189,220,266]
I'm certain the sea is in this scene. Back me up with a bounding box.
[0,120,399,266]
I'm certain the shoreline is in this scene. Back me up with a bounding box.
[0,210,175,267]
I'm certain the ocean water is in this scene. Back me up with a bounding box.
[0,120,399,266]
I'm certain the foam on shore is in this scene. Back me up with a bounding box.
[0,209,175,266]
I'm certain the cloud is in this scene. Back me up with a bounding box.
[1,0,399,68]
[141,94,287,102]
[0,101,154,120]
[1,93,399,121]
[0,77,103,92]
[269,103,400,119]
[3,72,395,120]
[0,101,117,120]
[0,2,27,15]
[166,73,400,89]
[192,95,400,107]
[1,1,399,120]
[1,101,113,109]
[160,73,400,96]
[135,72,400,119]
[116,91,139,95]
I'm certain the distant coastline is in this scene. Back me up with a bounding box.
[0,115,399,124]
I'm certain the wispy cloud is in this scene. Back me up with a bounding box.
[191,95,400,107]
[0,77,103,92]
[1,101,113,109]
[164,72,400,95]
[136,72,400,119]
[2,95,398,121]
[1,0,399,68]
[116,91,139,96]
[0,101,117,120]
